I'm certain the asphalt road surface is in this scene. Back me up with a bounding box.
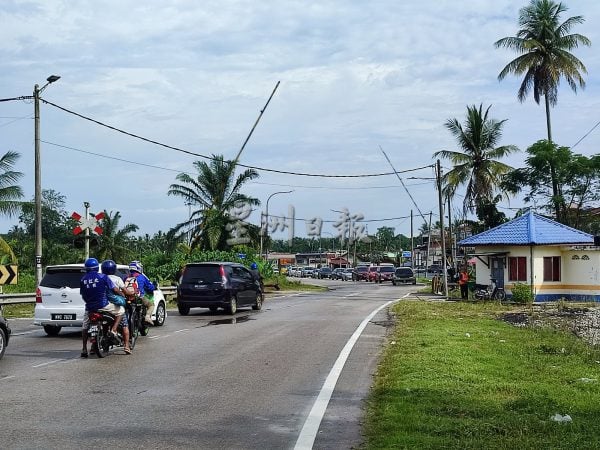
[0,279,418,449]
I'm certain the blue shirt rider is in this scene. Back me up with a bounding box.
[128,261,155,324]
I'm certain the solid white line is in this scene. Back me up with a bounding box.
[174,329,190,333]
[294,293,409,450]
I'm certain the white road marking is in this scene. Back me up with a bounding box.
[294,293,409,450]
[342,292,360,298]
[174,329,190,333]
[32,359,65,368]
[10,330,38,336]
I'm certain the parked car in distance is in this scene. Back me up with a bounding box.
[0,305,10,360]
[393,267,417,285]
[353,266,369,281]
[34,263,168,336]
[340,268,354,281]
[305,267,318,278]
[377,265,396,283]
[177,262,262,315]
[366,266,380,282]
[427,264,443,274]
[316,267,332,279]
[330,268,345,280]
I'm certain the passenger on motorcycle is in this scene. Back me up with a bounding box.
[127,261,155,325]
[80,258,125,358]
[101,259,131,355]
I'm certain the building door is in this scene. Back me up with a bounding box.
[490,257,505,289]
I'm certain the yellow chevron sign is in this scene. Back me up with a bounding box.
[0,265,18,285]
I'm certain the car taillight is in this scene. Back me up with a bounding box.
[220,265,227,284]
[36,287,42,303]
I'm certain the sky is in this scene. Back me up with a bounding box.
[1,0,600,244]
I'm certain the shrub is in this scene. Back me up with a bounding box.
[511,283,534,304]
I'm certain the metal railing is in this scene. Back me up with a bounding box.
[0,286,178,306]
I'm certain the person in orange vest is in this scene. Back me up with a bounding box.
[458,267,469,300]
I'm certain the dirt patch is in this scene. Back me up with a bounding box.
[500,304,600,346]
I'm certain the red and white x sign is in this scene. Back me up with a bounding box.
[72,211,105,235]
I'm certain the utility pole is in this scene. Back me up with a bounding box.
[436,160,448,297]
[410,210,414,267]
[34,75,60,287]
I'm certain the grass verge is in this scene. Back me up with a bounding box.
[363,301,600,450]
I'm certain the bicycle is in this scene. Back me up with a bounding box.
[474,278,506,301]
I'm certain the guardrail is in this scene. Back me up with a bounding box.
[0,286,178,306]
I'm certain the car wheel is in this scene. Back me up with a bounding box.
[252,292,263,310]
[412,280,417,285]
[178,304,190,316]
[154,302,166,326]
[43,325,62,336]
[0,327,6,360]
[228,295,238,315]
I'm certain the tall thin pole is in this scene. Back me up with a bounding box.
[34,84,42,286]
[84,202,90,259]
[436,160,448,297]
[410,210,414,267]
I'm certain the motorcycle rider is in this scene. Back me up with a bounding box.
[127,261,155,325]
[101,260,131,355]
[80,257,125,358]
[249,262,264,291]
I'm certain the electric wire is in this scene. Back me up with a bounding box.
[41,98,434,178]
[42,140,436,190]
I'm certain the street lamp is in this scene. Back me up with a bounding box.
[34,75,61,287]
[260,190,293,259]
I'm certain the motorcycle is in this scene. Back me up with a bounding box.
[87,298,147,358]
[474,278,506,301]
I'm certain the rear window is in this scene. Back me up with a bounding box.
[357,267,368,272]
[182,265,223,284]
[395,268,414,276]
[379,267,395,272]
[41,267,86,289]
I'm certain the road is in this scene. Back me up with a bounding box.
[0,279,417,449]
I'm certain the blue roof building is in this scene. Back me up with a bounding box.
[458,210,598,302]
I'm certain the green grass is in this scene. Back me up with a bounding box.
[363,301,600,450]
[2,303,34,318]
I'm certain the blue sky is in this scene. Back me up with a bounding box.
[1,0,600,243]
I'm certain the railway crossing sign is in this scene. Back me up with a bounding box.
[71,211,105,235]
[0,265,18,285]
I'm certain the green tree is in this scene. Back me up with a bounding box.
[168,155,260,250]
[495,0,591,142]
[501,140,600,225]
[96,210,139,262]
[0,151,24,218]
[433,104,518,219]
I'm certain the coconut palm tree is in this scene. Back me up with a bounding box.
[495,0,591,142]
[96,210,139,262]
[433,104,518,217]
[0,151,24,263]
[168,155,260,250]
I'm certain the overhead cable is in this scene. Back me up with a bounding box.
[41,99,433,178]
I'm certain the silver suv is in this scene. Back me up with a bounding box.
[34,263,167,336]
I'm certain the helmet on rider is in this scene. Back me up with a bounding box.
[129,260,143,274]
[84,258,99,272]
[250,262,258,270]
[101,259,117,275]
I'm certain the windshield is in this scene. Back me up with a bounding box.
[379,267,394,272]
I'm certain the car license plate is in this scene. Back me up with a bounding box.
[51,314,76,320]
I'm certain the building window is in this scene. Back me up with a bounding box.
[543,256,561,282]
[508,257,527,282]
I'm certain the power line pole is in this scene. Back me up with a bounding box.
[436,160,448,297]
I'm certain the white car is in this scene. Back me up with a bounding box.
[34,263,167,336]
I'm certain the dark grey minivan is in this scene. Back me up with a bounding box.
[176,262,263,315]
